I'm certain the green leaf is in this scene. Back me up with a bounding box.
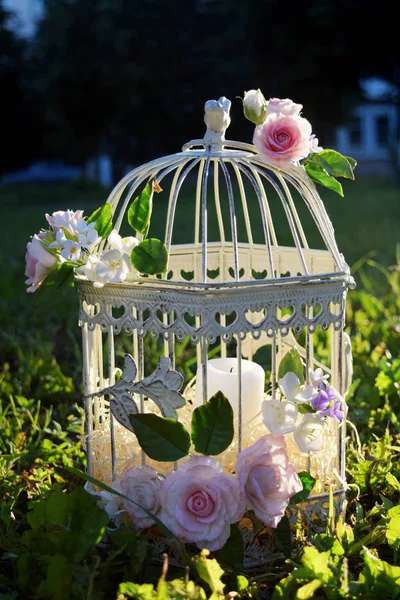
[26,488,108,562]
[37,263,75,303]
[301,547,333,584]
[386,473,400,492]
[67,467,186,546]
[309,149,355,180]
[191,391,234,455]
[87,203,113,239]
[345,155,358,170]
[272,577,299,600]
[193,550,225,597]
[361,547,400,595]
[298,404,314,414]
[304,164,344,196]
[386,506,400,549]
[289,471,316,505]
[118,582,155,599]
[41,555,72,600]
[128,180,154,235]
[278,348,304,384]
[131,238,168,275]
[213,524,244,570]
[294,579,322,600]
[273,515,292,558]
[129,413,190,461]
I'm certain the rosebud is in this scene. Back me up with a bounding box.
[243,89,267,125]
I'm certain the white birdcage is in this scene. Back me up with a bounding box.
[79,97,354,560]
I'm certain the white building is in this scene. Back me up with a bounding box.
[335,78,399,175]
[2,0,43,37]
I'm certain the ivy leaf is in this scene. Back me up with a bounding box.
[131,238,168,275]
[87,203,113,239]
[191,391,234,455]
[278,348,304,384]
[127,180,154,236]
[304,163,344,197]
[308,149,355,180]
[289,471,316,505]
[129,413,190,461]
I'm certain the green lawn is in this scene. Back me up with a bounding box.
[2,176,399,277]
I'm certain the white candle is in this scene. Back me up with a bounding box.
[194,358,265,425]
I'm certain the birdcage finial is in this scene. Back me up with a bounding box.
[203,96,231,150]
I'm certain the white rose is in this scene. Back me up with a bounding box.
[121,465,162,529]
[243,89,267,125]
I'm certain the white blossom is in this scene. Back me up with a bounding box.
[49,229,68,249]
[108,229,138,254]
[78,226,101,252]
[95,249,130,284]
[60,239,81,262]
[309,367,330,388]
[45,209,84,234]
[293,413,325,453]
[262,398,298,437]
[278,372,318,404]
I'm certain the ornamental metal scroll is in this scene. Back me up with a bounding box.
[78,280,347,341]
[84,355,186,433]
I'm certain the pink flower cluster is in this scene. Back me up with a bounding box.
[243,92,322,166]
[120,435,302,551]
[25,209,84,293]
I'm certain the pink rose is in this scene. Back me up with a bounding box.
[253,113,313,164]
[45,209,84,234]
[120,465,162,529]
[235,435,302,528]
[159,456,245,551]
[265,97,303,117]
[25,233,57,293]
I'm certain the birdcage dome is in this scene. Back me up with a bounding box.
[78,96,354,342]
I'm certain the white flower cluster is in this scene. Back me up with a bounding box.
[77,229,138,287]
[262,367,344,453]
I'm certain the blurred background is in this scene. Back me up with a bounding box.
[1,0,399,266]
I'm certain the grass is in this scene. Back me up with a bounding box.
[1,175,400,274]
[1,176,400,598]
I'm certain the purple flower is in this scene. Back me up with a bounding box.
[311,383,336,411]
[320,401,345,422]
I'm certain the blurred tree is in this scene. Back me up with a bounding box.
[31,0,399,167]
[0,6,42,175]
